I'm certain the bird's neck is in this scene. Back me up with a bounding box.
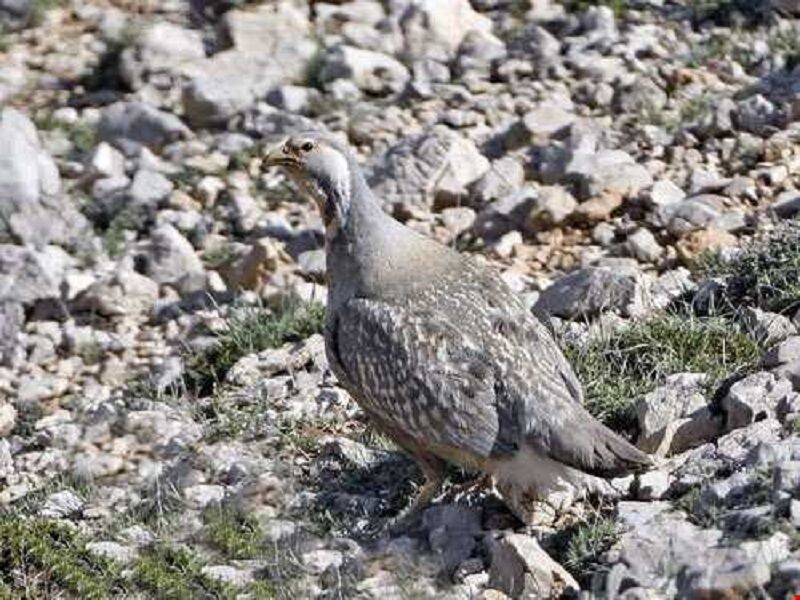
[325,177,457,306]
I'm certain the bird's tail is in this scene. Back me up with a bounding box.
[582,420,653,477]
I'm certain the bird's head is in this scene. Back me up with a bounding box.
[262,131,355,235]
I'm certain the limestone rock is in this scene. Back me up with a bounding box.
[98,101,190,151]
[0,108,89,248]
[319,45,410,95]
[367,126,490,210]
[636,373,721,455]
[0,244,73,305]
[182,2,317,127]
[740,307,796,346]
[723,372,793,431]
[565,149,653,200]
[139,224,205,292]
[119,21,205,90]
[422,505,482,573]
[535,263,647,319]
[0,402,16,437]
[469,157,525,208]
[400,0,495,63]
[626,228,664,263]
[0,0,31,31]
[487,533,578,598]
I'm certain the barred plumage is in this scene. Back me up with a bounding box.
[263,131,652,524]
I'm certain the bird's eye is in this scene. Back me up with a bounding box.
[301,141,314,152]
[282,145,290,154]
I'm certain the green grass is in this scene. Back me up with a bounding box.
[688,0,773,25]
[560,0,628,18]
[184,301,325,396]
[204,505,265,560]
[202,506,301,598]
[69,122,97,153]
[203,243,236,270]
[229,147,258,171]
[102,209,140,258]
[637,93,713,134]
[31,0,65,25]
[11,400,44,438]
[132,543,236,600]
[0,516,126,598]
[550,514,621,586]
[564,307,761,432]
[0,512,279,599]
[696,221,800,316]
[768,26,800,71]
[685,21,800,75]
[35,114,97,154]
[169,167,205,192]
[10,475,94,519]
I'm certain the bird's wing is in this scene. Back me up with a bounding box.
[477,276,652,476]
[494,306,652,475]
[332,286,651,476]
[331,297,519,459]
[520,396,653,476]
[475,266,585,405]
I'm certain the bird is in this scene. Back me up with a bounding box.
[262,131,652,525]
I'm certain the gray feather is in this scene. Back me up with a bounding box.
[279,130,651,483]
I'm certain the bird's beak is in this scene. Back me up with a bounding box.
[261,141,297,169]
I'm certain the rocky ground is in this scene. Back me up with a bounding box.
[2,0,800,597]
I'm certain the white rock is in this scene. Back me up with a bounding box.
[487,533,579,598]
[0,108,89,247]
[0,402,16,437]
[141,223,205,291]
[40,490,85,518]
[723,372,793,431]
[119,525,155,546]
[566,149,654,199]
[626,227,663,262]
[521,103,576,139]
[201,565,253,586]
[302,549,344,575]
[184,484,226,508]
[320,45,410,95]
[646,179,686,208]
[400,0,495,62]
[88,142,126,179]
[637,469,671,500]
[72,451,125,479]
[741,307,797,346]
[86,541,137,564]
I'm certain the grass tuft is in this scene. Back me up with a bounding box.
[560,0,628,18]
[0,514,277,598]
[203,243,236,270]
[695,221,800,316]
[549,514,621,586]
[0,516,125,598]
[204,505,265,560]
[184,301,325,396]
[564,307,761,432]
[35,114,97,155]
[132,543,234,600]
[31,0,65,25]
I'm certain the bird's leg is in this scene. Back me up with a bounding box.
[385,453,445,534]
[400,453,444,518]
[405,456,446,514]
[445,472,492,499]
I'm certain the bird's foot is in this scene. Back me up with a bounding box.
[379,475,444,536]
[443,473,492,502]
[381,508,422,537]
